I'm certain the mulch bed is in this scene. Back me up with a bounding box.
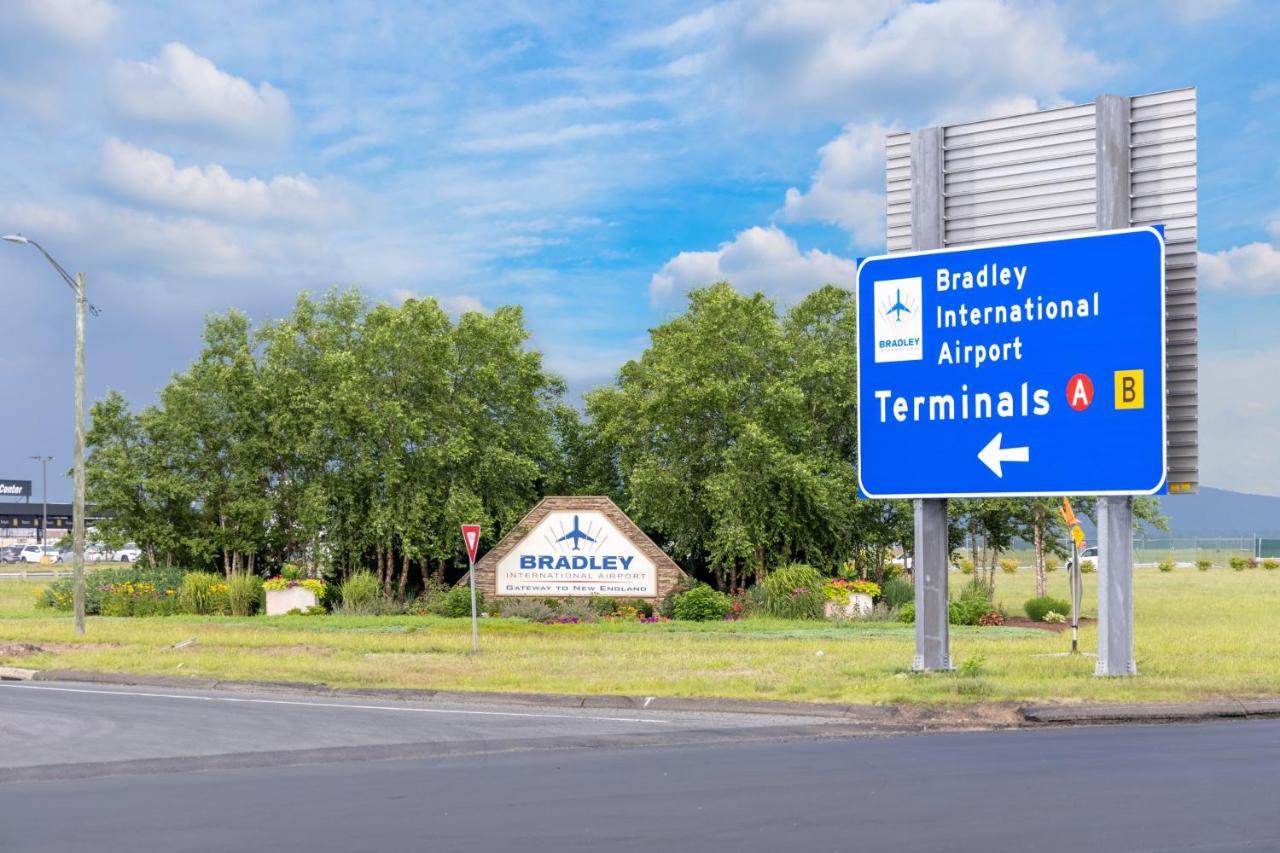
[1000,616,1093,633]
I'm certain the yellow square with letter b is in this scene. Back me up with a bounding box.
[1114,369,1144,409]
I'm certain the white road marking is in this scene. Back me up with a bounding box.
[0,683,672,725]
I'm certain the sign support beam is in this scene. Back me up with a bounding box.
[909,126,952,672]
[1095,94,1138,676]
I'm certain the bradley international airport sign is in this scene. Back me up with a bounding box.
[494,510,658,597]
[857,227,1166,499]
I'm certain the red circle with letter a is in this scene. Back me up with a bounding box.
[1066,373,1094,411]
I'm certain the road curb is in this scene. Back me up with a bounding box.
[1019,699,1280,724]
[22,668,1280,728]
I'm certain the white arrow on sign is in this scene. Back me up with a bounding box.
[977,432,1029,478]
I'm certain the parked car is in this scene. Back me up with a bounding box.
[17,544,47,563]
[1066,546,1098,572]
[85,545,111,562]
[113,543,142,563]
[0,545,22,563]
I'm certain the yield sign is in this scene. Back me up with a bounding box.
[461,524,481,563]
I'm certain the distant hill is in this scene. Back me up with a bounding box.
[1155,486,1280,538]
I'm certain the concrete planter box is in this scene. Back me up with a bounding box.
[266,586,318,616]
[824,592,874,620]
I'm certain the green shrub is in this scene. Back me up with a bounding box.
[949,597,989,626]
[339,571,383,615]
[1229,556,1248,571]
[659,576,698,618]
[1197,559,1212,571]
[672,584,732,621]
[1263,559,1280,571]
[1044,555,1061,572]
[441,584,481,618]
[999,558,1019,574]
[1080,559,1096,574]
[500,599,555,621]
[958,557,975,574]
[760,564,826,620]
[100,580,182,616]
[406,576,450,615]
[178,572,230,615]
[897,601,915,623]
[1158,559,1175,573]
[1043,610,1067,623]
[1025,596,1072,622]
[41,565,188,613]
[880,577,914,610]
[587,597,620,616]
[227,573,264,616]
[281,564,304,581]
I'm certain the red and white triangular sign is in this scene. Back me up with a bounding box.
[461,524,481,563]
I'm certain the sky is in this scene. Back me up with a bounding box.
[1,0,1278,500]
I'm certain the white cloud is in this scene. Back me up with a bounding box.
[9,0,118,44]
[650,225,855,303]
[99,138,332,223]
[392,290,486,316]
[647,0,1105,123]
[1201,347,1280,496]
[459,120,666,153]
[781,122,892,246]
[1201,222,1280,293]
[111,43,292,145]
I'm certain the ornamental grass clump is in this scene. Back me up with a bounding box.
[761,564,826,620]
[226,573,264,616]
[1024,596,1071,622]
[337,571,382,615]
[178,572,230,615]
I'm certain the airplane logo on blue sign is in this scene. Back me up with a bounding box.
[882,288,914,321]
[555,515,597,551]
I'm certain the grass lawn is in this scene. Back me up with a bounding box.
[1,567,1279,706]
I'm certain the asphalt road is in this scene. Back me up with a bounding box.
[2,681,1279,852]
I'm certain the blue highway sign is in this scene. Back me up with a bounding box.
[856,227,1166,498]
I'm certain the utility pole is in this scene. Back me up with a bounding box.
[28,455,51,547]
[3,234,97,635]
[72,273,86,635]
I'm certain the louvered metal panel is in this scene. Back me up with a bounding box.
[884,87,1197,491]
[885,131,913,253]
[1132,87,1197,491]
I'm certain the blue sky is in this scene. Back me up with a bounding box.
[2,0,1278,500]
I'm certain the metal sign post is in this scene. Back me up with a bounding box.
[461,524,481,653]
[874,91,1198,674]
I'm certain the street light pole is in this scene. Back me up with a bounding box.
[72,273,86,634]
[28,455,51,548]
[4,234,96,635]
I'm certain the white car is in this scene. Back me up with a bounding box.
[112,543,142,563]
[17,544,48,564]
[1066,546,1098,572]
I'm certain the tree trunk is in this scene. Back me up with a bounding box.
[420,558,432,592]
[375,543,385,590]
[437,557,446,583]
[1033,506,1047,597]
[754,547,766,586]
[398,552,410,601]
[383,543,395,599]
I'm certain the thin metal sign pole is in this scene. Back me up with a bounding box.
[1070,538,1080,655]
[909,126,952,671]
[468,554,479,653]
[1095,94,1137,676]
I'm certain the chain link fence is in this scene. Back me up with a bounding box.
[1132,536,1258,566]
